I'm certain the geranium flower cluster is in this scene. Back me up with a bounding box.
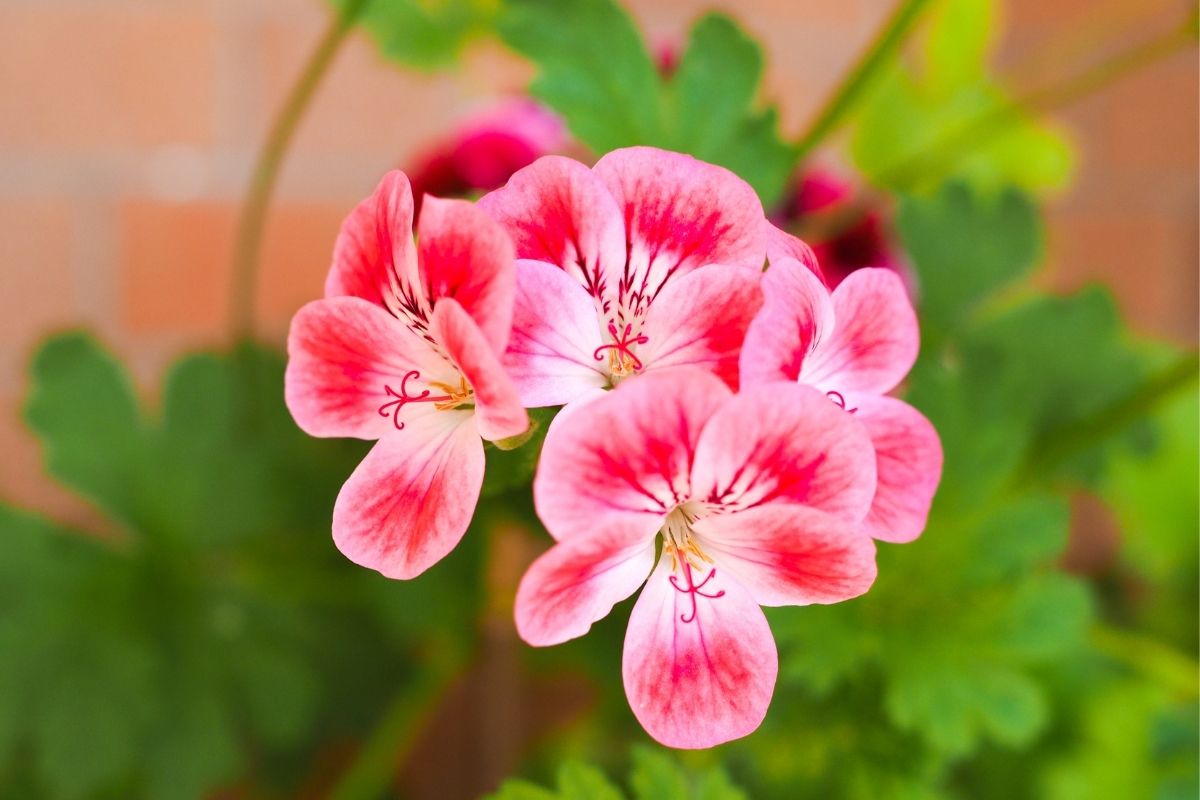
[285,147,942,749]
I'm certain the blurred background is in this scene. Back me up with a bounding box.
[0,1,1196,798]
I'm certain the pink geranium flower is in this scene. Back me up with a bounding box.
[285,171,528,579]
[407,99,568,218]
[772,168,909,288]
[740,258,942,542]
[478,146,766,408]
[515,369,878,748]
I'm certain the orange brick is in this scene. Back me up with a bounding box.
[0,199,75,383]
[119,200,234,336]
[257,202,351,335]
[0,7,217,148]
[119,199,350,338]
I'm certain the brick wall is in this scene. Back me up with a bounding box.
[1,0,1195,523]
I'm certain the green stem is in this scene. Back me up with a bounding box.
[1021,352,1199,483]
[877,12,1198,189]
[1091,625,1200,698]
[793,0,934,161]
[329,643,468,800]
[229,0,372,341]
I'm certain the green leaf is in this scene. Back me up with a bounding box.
[484,780,559,800]
[498,0,661,153]
[664,15,795,204]
[629,746,689,800]
[498,1,794,205]
[557,760,626,800]
[897,182,1042,335]
[850,0,1074,193]
[331,0,499,70]
[23,332,146,529]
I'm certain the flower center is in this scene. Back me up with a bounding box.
[378,370,472,430]
[661,503,712,571]
[660,504,725,623]
[593,321,648,378]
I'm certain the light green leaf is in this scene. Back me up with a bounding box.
[331,0,499,70]
[897,182,1042,334]
[23,332,146,529]
[498,0,661,153]
[630,746,689,800]
[557,760,626,800]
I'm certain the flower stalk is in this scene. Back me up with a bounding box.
[229,0,372,341]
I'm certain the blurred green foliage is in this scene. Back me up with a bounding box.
[0,340,489,798]
[850,0,1074,192]
[329,0,500,69]
[487,747,747,800]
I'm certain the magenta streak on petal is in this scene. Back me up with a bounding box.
[825,390,859,414]
[668,562,726,624]
[593,321,649,372]
[377,371,454,430]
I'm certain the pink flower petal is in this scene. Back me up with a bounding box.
[284,297,452,440]
[592,147,765,318]
[416,195,516,350]
[503,259,608,408]
[802,268,918,395]
[697,505,877,607]
[534,369,731,541]
[851,394,943,543]
[515,529,656,646]
[478,155,626,303]
[332,411,483,579]
[623,556,777,749]
[431,298,528,443]
[691,381,877,521]
[637,263,763,390]
[326,171,417,308]
[764,222,824,283]
[739,257,834,387]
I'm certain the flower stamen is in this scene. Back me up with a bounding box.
[378,370,472,430]
[669,562,725,624]
[825,390,858,414]
[593,321,649,377]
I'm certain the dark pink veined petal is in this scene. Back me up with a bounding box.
[284,296,452,440]
[637,263,763,390]
[696,505,877,607]
[764,222,825,284]
[416,195,516,351]
[326,171,417,307]
[691,381,876,521]
[622,556,777,749]
[592,147,765,318]
[477,155,626,304]
[332,411,484,579]
[801,268,918,395]
[851,394,943,543]
[739,257,835,388]
[431,298,528,443]
[534,369,731,541]
[515,528,656,646]
[502,259,608,408]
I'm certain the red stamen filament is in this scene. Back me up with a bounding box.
[378,370,470,430]
[669,562,726,624]
[826,390,858,414]
[593,322,649,376]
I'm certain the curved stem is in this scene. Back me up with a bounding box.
[877,12,1198,189]
[1091,624,1200,698]
[793,0,934,161]
[1020,352,1198,484]
[329,641,469,800]
[229,0,372,341]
